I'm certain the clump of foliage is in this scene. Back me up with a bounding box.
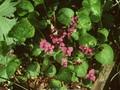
[0,0,115,89]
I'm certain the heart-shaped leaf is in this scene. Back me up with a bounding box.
[56,67,72,82]
[95,44,114,64]
[46,65,56,77]
[74,61,88,77]
[32,45,42,57]
[8,18,35,42]
[26,62,40,79]
[17,0,34,16]
[41,57,50,72]
[50,79,61,88]
[57,8,74,26]
[71,31,79,40]
[79,33,97,47]
[90,0,102,22]
[77,9,91,32]
[82,0,102,22]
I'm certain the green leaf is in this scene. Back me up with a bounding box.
[97,28,109,42]
[82,0,102,22]
[67,64,74,71]
[39,19,48,29]
[41,57,50,72]
[33,0,44,6]
[0,55,21,82]
[17,0,34,16]
[0,0,17,17]
[71,31,79,40]
[8,18,35,42]
[50,79,61,88]
[71,73,79,82]
[95,44,114,64]
[77,9,91,31]
[82,0,90,9]
[26,62,40,79]
[57,8,74,26]
[46,65,56,77]
[74,61,88,77]
[56,67,72,82]
[0,41,10,55]
[79,33,97,47]
[28,11,41,30]
[6,58,21,77]
[59,85,67,90]
[53,50,63,63]
[90,0,102,22]
[32,45,42,57]
[0,0,17,42]
[0,16,16,41]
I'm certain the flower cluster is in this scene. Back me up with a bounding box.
[86,69,96,82]
[39,16,78,68]
[50,34,65,47]
[39,39,54,54]
[60,46,73,56]
[49,16,78,57]
[79,45,93,56]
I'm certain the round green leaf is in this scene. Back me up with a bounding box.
[46,65,56,77]
[77,9,91,31]
[6,59,21,77]
[8,18,35,42]
[95,44,114,64]
[57,8,74,26]
[74,61,88,77]
[17,0,34,16]
[79,33,97,47]
[39,19,48,29]
[50,79,61,88]
[71,31,79,40]
[41,57,50,72]
[89,0,102,22]
[26,62,40,78]
[32,45,42,57]
[56,67,72,82]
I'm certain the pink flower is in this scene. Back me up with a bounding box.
[79,45,93,56]
[39,39,54,54]
[61,47,73,56]
[86,69,96,81]
[61,58,68,67]
[50,35,64,45]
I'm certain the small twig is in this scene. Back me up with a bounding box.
[0,77,28,90]
[110,71,120,82]
[14,83,28,90]
[43,0,48,18]
[112,0,120,8]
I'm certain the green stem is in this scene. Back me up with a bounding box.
[43,0,48,18]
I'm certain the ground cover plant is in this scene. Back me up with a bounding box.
[0,0,116,90]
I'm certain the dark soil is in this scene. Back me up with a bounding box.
[103,2,120,90]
